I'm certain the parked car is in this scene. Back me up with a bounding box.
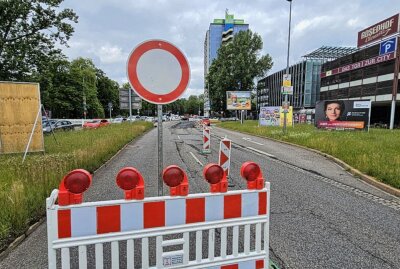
[145,117,155,122]
[83,119,110,129]
[43,120,74,133]
[112,117,124,124]
[42,120,57,133]
[127,115,141,122]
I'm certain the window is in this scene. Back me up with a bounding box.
[348,86,362,98]
[352,51,363,62]
[376,87,392,95]
[378,61,395,76]
[363,66,378,78]
[362,85,376,96]
[337,88,349,99]
[350,69,363,81]
[364,44,379,59]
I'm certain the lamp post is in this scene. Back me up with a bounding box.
[283,0,292,134]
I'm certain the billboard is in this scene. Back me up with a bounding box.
[315,100,371,130]
[226,91,251,110]
[0,82,44,153]
[357,14,399,47]
[259,106,280,126]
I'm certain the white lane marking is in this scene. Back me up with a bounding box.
[177,135,181,140]
[190,151,204,166]
[246,147,275,158]
[242,137,264,145]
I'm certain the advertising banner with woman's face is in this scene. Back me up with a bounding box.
[315,100,371,130]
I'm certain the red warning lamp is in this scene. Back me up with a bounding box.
[58,169,92,206]
[240,162,264,190]
[162,165,189,196]
[203,163,228,193]
[116,167,145,200]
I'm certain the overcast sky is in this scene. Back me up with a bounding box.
[59,0,399,98]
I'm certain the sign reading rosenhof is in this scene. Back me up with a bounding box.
[315,100,371,131]
[357,14,399,47]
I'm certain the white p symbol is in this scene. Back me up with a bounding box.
[384,43,391,52]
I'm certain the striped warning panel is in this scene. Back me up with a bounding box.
[207,259,265,269]
[57,191,268,239]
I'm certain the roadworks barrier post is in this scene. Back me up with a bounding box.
[201,125,211,154]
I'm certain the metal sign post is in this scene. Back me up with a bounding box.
[127,39,190,196]
[128,88,132,121]
[157,105,163,196]
[390,36,399,130]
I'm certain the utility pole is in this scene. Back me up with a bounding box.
[283,0,292,134]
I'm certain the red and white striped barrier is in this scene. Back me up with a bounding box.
[219,137,232,177]
[209,259,265,269]
[46,162,270,269]
[202,125,211,154]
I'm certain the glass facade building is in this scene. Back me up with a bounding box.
[257,60,322,110]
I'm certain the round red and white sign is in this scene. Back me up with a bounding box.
[126,40,190,104]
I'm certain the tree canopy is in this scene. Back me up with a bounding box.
[0,0,78,80]
[206,30,273,113]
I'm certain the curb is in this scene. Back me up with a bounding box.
[0,124,153,262]
[217,126,400,198]
[0,218,45,262]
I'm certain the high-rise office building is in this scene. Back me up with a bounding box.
[204,11,249,116]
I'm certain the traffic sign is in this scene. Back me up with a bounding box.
[126,40,190,104]
[379,37,397,55]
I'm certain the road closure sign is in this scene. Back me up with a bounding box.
[126,40,190,104]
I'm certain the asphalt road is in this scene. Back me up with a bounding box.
[1,121,399,268]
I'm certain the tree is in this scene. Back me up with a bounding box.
[0,0,78,81]
[70,58,104,118]
[96,69,120,117]
[206,30,273,114]
[184,95,202,115]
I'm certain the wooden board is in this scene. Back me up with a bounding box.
[0,82,44,153]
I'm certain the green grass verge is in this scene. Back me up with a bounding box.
[218,120,400,189]
[0,122,153,250]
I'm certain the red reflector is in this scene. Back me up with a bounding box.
[203,164,224,184]
[116,168,140,190]
[163,166,184,187]
[241,162,261,181]
[64,170,91,194]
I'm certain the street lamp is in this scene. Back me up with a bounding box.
[283,0,292,134]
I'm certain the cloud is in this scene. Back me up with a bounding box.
[58,0,398,97]
[94,45,125,64]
